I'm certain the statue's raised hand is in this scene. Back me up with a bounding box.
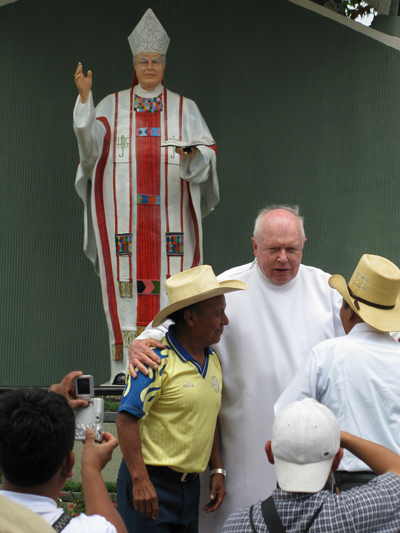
[75,62,92,103]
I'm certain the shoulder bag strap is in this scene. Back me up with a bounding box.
[249,504,258,533]
[261,496,286,533]
[52,511,72,532]
[261,495,324,533]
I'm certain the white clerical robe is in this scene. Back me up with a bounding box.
[73,83,218,382]
[140,260,344,532]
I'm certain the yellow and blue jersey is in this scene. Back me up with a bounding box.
[119,326,222,473]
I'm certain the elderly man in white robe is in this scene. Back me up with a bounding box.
[128,204,344,532]
[73,9,219,385]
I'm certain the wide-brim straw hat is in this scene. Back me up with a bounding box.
[329,254,400,332]
[152,265,247,327]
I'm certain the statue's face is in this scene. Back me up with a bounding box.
[134,52,166,91]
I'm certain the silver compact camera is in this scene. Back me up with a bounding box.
[74,375,104,442]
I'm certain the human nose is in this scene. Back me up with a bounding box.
[221,312,229,325]
[277,249,288,262]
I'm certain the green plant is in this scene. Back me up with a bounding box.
[61,480,117,493]
[104,400,120,412]
[105,481,117,493]
[62,480,83,492]
[58,488,117,517]
[58,491,86,517]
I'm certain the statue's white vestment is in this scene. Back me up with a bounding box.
[140,261,344,531]
[73,83,218,382]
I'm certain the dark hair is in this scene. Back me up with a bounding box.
[343,299,350,309]
[0,388,75,487]
[168,301,203,325]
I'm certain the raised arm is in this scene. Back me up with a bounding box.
[203,422,226,513]
[74,62,92,104]
[115,412,159,519]
[81,428,127,533]
[48,371,89,410]
[341,431,400,477]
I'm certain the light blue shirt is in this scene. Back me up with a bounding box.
[275,322,400,471]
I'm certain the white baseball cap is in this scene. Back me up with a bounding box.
[272,399,340,493]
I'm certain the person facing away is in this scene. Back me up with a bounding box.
[275,254,400,491]
[0,371,127,533]
[223,398,400,533]
[126,204,345,531]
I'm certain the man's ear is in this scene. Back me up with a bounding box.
[61,451,75,479]
[251,237,258,258]
[265,441,275,465]
[183,308,196,328]
[348,307,358,320]
[331,447,344,472]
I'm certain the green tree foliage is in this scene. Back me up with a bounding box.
[343,0,376,20]
[311,0,376,21]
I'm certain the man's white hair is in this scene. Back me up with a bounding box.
[253,204,306,242]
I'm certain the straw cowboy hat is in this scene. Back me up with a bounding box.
[152,265,247,327]
[329,254,400,332]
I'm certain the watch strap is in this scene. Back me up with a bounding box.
[210,468,226,477]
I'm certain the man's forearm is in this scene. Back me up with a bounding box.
[116,412,159,519]
[115,412,148,482]
[209,421,224,471]
[82,468,127,533]
[341,431,400,476]
[136,321,169,341]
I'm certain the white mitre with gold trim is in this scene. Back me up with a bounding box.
[128,8,170,57]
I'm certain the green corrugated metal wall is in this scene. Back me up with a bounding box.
[1,0,399,385]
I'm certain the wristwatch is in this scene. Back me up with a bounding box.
[210,468,226,477]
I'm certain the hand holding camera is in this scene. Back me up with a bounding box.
[74,375,104,442]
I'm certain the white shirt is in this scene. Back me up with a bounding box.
[140,260,344,532]
[0,491,117,533]
[275,322,400,471]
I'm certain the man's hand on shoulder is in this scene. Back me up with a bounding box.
[128,338,163,378]
[48,370,89,410]
[81,428,118,474]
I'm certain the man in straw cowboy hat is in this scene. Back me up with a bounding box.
[115,265,246,532]
[275,254,400,490]
[223,399,400,533]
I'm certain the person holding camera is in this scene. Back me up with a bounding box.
[0,371,127,533]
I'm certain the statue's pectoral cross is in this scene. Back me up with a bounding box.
[117,135,130,158]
